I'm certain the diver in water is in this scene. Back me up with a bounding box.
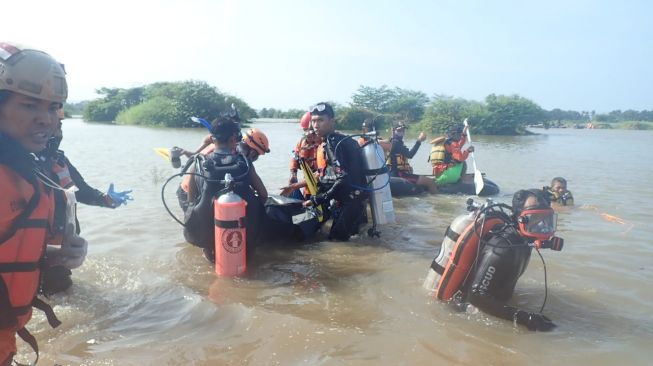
[39,107,132,295]
[305,102,367,241]
[181,114,267,259]
[545,176,574,206]
[426,189,561,331]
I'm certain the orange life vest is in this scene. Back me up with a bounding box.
[0,164,60,358]
[290,136,318,172]
[51,160,74,189]
[316,143,327,175]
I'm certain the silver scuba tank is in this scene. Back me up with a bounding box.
[423,211,476,292]
[361,140,395,225]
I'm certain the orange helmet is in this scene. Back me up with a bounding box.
[300,111,311,130]
[244,128,270,155]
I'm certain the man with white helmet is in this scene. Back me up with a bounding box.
[0,41,72,365]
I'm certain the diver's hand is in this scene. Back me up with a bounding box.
[280,182,300,197]
[107,183,133,207]
[467,146,475,153]
[59,223,89,269]
[302,200,313,208]
[516,311,556,332]
[418,132,426,142]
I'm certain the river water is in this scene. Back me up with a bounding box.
[22,119,652,365]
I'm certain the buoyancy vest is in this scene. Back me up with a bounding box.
[0,163,61,361]
[428,144,446,165]
[316,141,338,187]
[49,154,76,246]
[51,156,74,189]
[180,145,217,193]
[291,136,318,171]
[183,151,250,250]
[385,153,413,174]
[434,211,512,301]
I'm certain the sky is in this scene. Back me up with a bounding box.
[3,0,652,113]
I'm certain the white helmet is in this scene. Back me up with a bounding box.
[0,42,67,103]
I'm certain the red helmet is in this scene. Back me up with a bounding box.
[300,111,311,130]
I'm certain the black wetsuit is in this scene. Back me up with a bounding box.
[183,149,301,260]
[388,137,420,178]
[313,132,367,241]
[183,149,257,254]
[460,224,555,331]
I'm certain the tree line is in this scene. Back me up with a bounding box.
[330,85,653,134]
[79,81,652,134]
[82,81,256,127]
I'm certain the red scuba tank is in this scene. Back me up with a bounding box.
[214,190,247,276]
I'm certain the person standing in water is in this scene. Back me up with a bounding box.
[0,42,72,365]
[38,107,132,295]
[304,102,367,241]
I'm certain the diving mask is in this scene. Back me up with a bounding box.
[517,208,557,241]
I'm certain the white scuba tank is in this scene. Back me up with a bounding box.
[423,211,476,292]
[361,140,395,225]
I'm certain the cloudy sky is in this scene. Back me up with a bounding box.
[3,0,651,112]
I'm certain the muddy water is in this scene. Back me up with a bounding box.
[22,119,652,365]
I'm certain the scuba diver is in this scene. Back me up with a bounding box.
[304,102,368,241]
[424,189,562,331]
[177,113,307,264]
[386,122,437,194]
[289,112,319,184]
[181,115,264,258]
[38,107,132,295]
[430,123,474,185]
[358,118,391,152]
[286,112,320,199]
[0,42,69,366]
[545,177,574,206]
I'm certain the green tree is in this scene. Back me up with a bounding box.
[351,85,397,112]
[84,80,256,127]
[418,95,484,134]
[388,88,429,122]
[481,94,545,135]
[336,106,376,130]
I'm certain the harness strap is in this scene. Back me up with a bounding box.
[430,259,445,275]
[0,262,39,273]
[0,182,41,246]
[214,217,246,229]
[444,226,460,242]
[16,327,39,366]
[14,219,49,229]
[32,297,61,328]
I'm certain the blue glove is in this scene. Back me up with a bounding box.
[107,183,133,207]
